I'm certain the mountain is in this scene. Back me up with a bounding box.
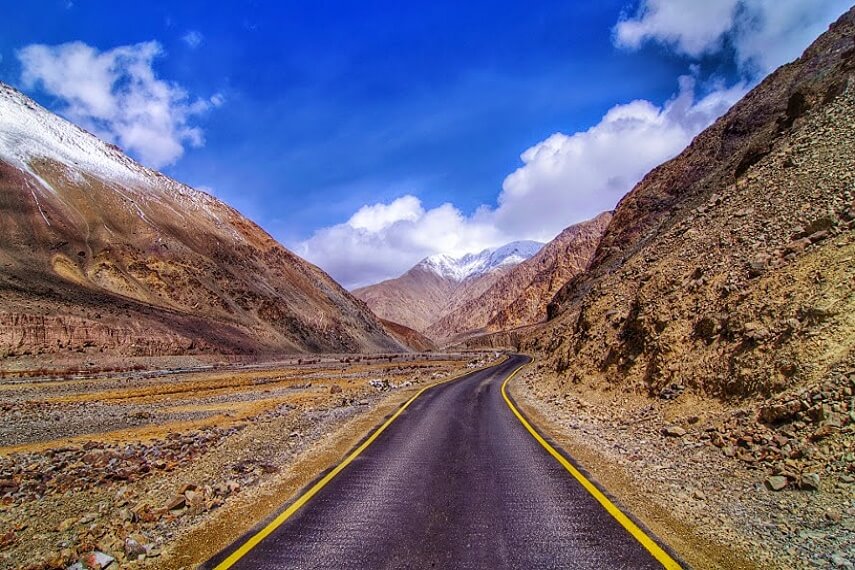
[353,241,543,333]
[426,212,612,342]
[524,8,855,400]
[418,241,544,281]
[379,319,437,352]
[0,82,402,358]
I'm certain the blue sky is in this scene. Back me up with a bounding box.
[1,0,850,287]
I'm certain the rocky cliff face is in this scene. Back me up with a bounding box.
[0,83,402,358]
[526,9,855,400]
[426,212,612,342]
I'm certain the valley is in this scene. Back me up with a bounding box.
[0,3,853,570]
[0,353,486,569]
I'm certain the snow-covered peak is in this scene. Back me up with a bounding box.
[0,82,229,221]
[0,82,150,185]
[416,240,543,281]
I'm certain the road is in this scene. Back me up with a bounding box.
[207,354,680,569]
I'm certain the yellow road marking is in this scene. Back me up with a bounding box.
[212,355,508,570]
[501,358,682,570]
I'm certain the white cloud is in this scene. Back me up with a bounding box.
[491,76,747,238]
[182,30,204,49]
[299,76,746,288]
[615,0,852,74]
[615,0,739,57]
[17,40,217,168]
[297,196,504,288]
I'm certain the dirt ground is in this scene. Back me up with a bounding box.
[511,361,854,570]
[0,352,497,570]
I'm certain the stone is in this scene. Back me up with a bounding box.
[800,472,820,491]
[69,551,115,570]
[123,537,146,560]
[329,385,342,394]
[811,425,837,441]
[185,489,203,506]
[808,230,829,243]
[662,425,686,437]
[785,238,811,254]
[766,476,788,491]
[166,495,186,511]
[57,517,76,532]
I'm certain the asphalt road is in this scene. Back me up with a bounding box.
[208,354,677,569]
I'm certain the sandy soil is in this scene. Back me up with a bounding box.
[0,352,498,570]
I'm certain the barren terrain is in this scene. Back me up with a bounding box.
[0,353,493,570]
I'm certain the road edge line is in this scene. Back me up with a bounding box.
[501,356,683,570]
[210,354,509,570]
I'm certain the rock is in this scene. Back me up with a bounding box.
[662,425,686,437]
[747,256,768,278]
[811,424,838,441]
[57,517,77,532]
[758,400,803,424]
[166,495,186,511]
[329,384,342,394]
[185,489,203,506]
[69,551,115,570]
[766,475,788,491]
[123,537,147,560]
[692,490,706,500]
[785,238,811,254]
[0,530,15,548]
[808,230,829,243]
[800,472,820,491]
[743,321,771,342]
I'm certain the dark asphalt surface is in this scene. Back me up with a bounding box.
[211,355,669,569]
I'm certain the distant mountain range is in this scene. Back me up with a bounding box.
[0,82,402,358]
[416,241,545,282]
[353,241,543,334]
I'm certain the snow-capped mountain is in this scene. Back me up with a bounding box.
[0,82,402,356]
[416,241,544,281]
[353,241,543,333]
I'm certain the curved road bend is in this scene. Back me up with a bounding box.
[207,354,678,569]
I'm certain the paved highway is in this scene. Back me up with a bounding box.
[207,354,681,569]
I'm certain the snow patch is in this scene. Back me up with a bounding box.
[417,240,543,281]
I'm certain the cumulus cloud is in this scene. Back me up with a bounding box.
[17,40,218,168]
[490,76,747,238]
[300,2,850,288]
[182,30,204,49]
[300,77,746,288]
[615,0,852,74]
[297,196,503,288]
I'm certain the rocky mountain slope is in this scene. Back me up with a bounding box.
[352,241,542,333]
[528,9,855,400]
[379,319,437,352]
[511,11,855,568]
[0,83,402,358]
[426,212,612,342]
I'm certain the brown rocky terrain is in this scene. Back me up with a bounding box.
[426,211,612,343]
[0,353,486,570]
[505,7,855,568]
[353,266,462,333]
[353,242,541,334]
[0,83,402,359]
[379,319,437,352]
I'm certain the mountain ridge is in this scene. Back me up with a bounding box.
[0,82,403,358]
[352,240,543,333]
